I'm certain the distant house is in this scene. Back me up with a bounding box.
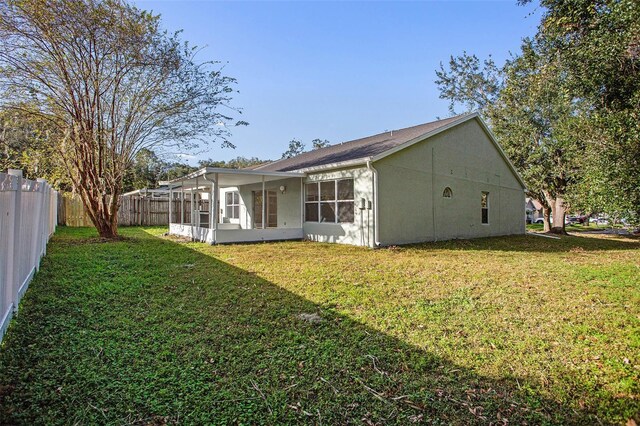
[167,113,526,247]
[525,197,544,223]
[122,181,171,199]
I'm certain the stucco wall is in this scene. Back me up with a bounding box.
[229,177,303,229]
[376,118,525,245]
[303,166,375,247]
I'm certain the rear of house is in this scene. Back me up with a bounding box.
[168,113,526,247]
[375,116,525,244]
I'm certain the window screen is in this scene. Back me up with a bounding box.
[305,179,355,223]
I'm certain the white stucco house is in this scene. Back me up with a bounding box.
[167,112,526,248]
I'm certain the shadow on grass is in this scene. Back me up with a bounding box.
[0,227,632,424]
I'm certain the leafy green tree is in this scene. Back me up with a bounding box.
[493,41,582,233]
[165,162,198,181]
[0,108,72,190]
[0,0,246,238]
[435,52,502,115]
[281,139,306,159]
[517,0,640,226]
[311,139,331,150]
[123,149,168,192]
[198,156,266,169]
[280,138,330,159]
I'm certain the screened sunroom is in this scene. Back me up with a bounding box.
[167,167,306,244]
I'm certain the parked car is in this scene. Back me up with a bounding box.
[534,217,552,224]
[595,217,609,225]
[565,216,579,224]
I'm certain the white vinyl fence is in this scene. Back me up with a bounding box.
[0,170,57,342]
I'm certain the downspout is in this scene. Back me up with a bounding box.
[366,159,380,248]
[300,177,304,230]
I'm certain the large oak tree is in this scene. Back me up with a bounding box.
[518,0,640,226]
[0,0,246,238]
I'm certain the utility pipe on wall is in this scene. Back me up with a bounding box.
[366,160,380,248]
[300,177,304,229]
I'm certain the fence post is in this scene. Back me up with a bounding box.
[6,170,22,314]
[1,173,17,338]
[53,190,58,232]
[38,179,49,258]
[30,179,46,271]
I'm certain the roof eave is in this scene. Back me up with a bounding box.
[166,167,306,186]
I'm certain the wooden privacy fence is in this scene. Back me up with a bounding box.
[57,192,93,227]
[58,193,192,227]
[0,170,57,342]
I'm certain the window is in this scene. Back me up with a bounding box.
[481,192,489,224]
[305,179,354,223]
[443,187,452,198]
[225,191,240,219]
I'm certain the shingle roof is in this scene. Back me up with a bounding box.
[253,115,467,172]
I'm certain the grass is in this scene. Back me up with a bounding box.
[0,227,638,425]
[526,222,634,233]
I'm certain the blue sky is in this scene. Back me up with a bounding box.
[134,0,542,164]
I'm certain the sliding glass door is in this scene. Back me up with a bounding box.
[253,190,277,228]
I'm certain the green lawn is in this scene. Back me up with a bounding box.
[526,222,626,232]
[1,227,638,425]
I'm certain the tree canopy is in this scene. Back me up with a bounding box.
[436,0,640,229]
[0,0,247,238]
[281,138,331,159]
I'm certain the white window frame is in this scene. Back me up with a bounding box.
[481,191,489,225]
[225,191,240,219]
[304,179,355,224]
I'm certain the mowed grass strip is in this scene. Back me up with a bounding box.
[0,227,638,425]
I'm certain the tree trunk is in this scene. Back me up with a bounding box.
[79,191,119,239]
[549,196,567,234]
[542,190,567,234]
[528,192,552,232]
[73,165,120,240]
[542,206,552,232]
[66,129,121,240]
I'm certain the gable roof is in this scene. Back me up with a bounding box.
[526,197,543,211]
[254,112,526,190]
[254,114,465,173]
